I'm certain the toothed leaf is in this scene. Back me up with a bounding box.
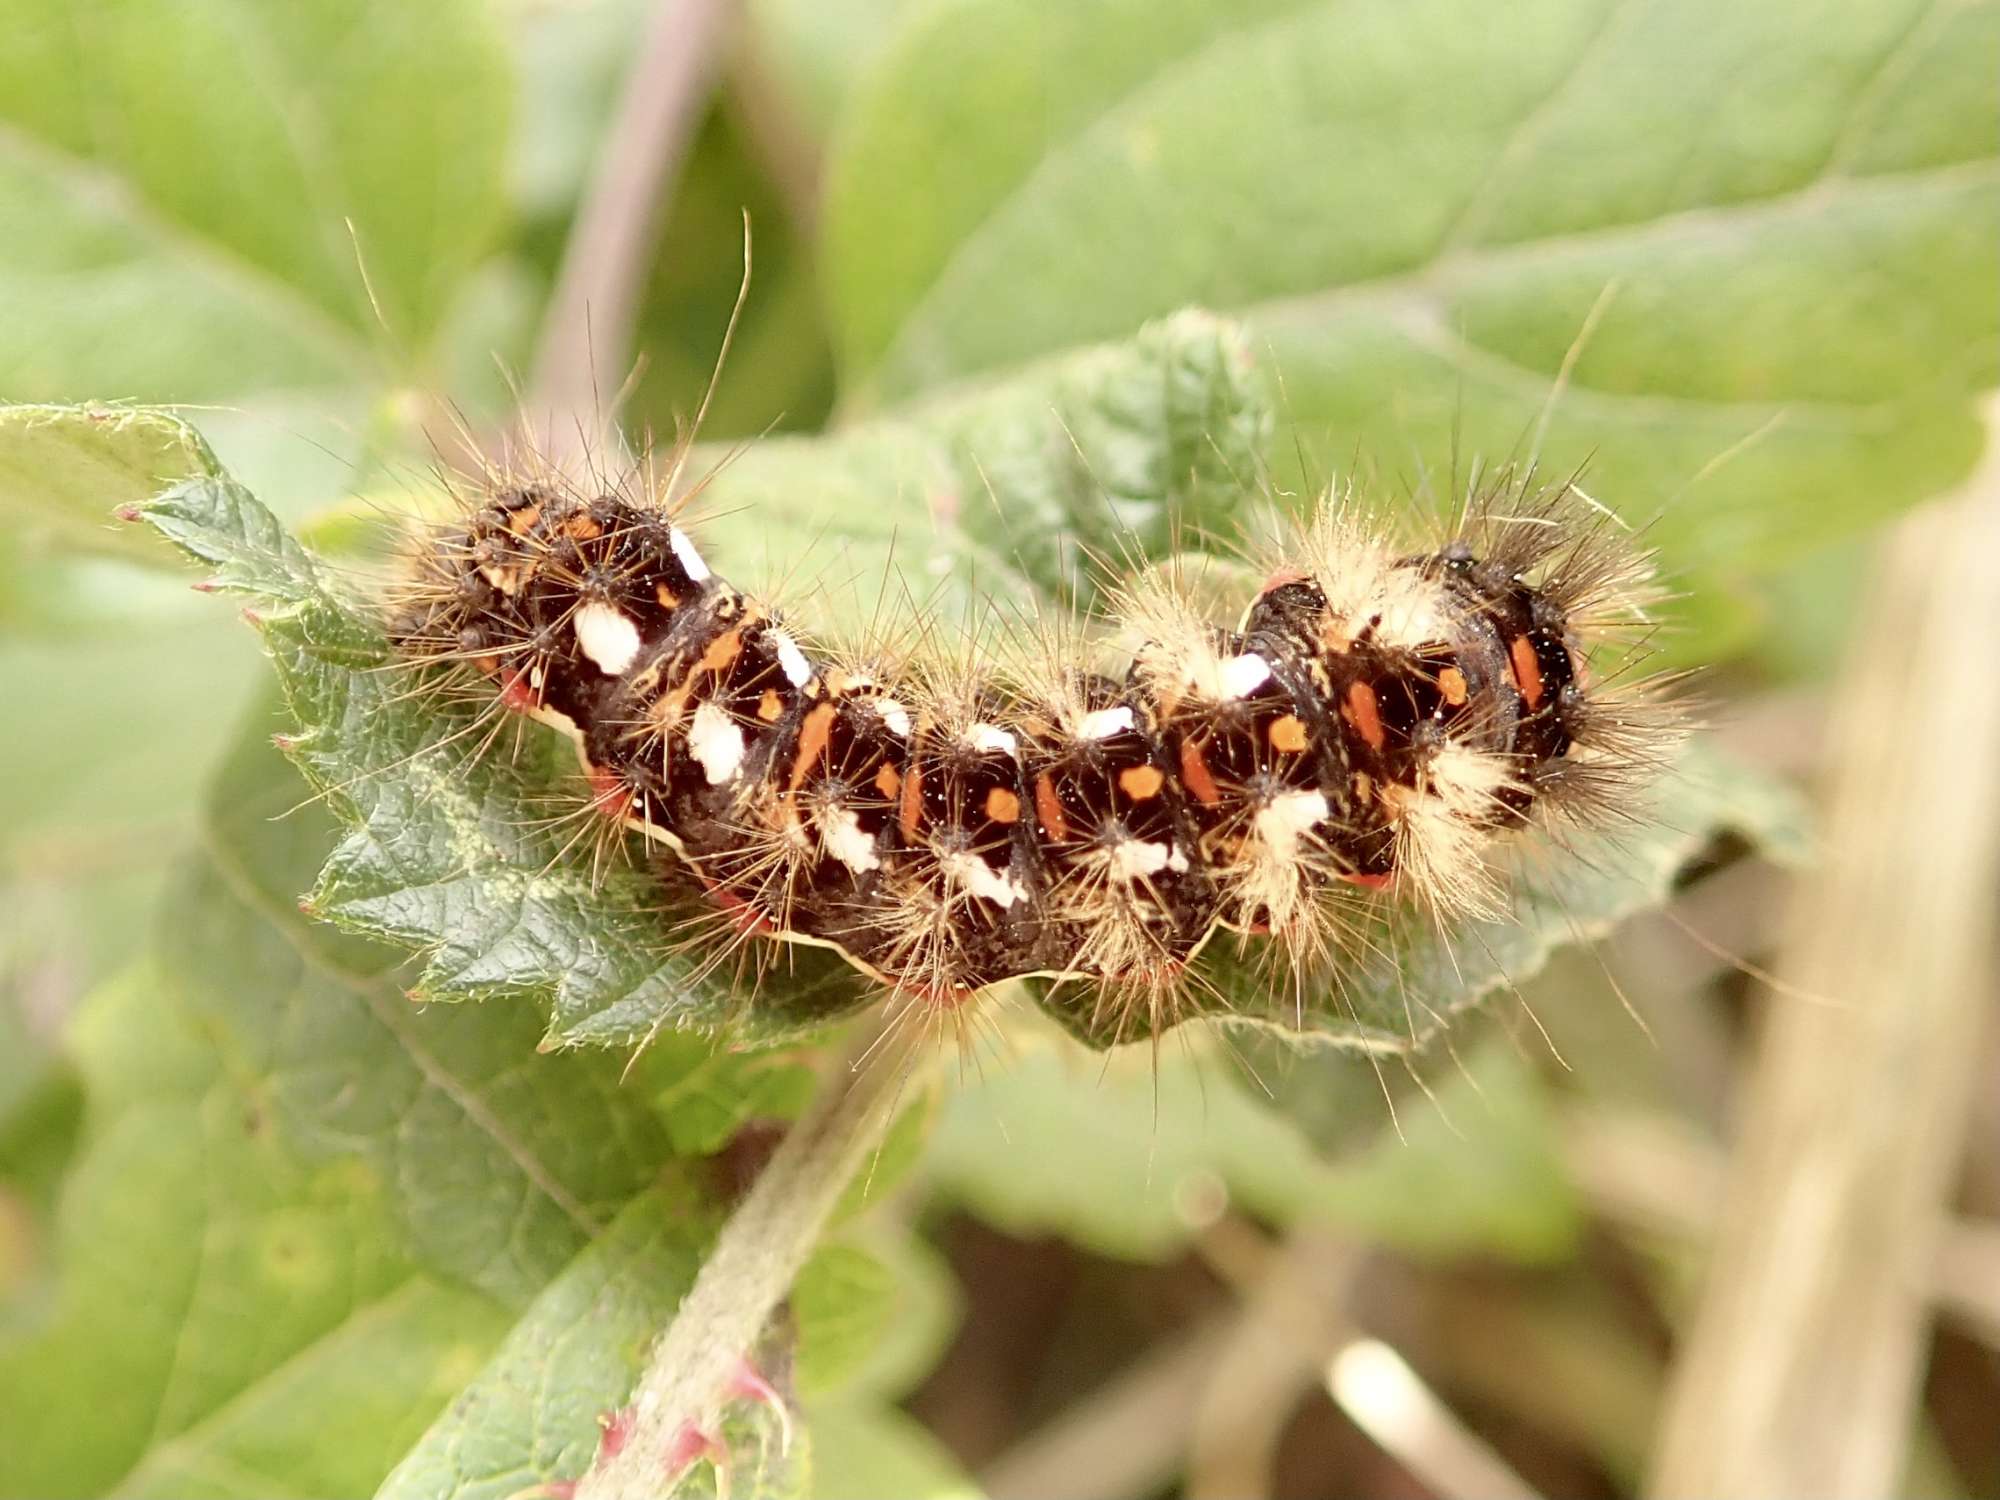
[0,698,689,1496]
[828,0,2000,656]
[375,1187,726,1500]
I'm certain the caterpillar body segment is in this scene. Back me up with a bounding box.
[389,472,1674,1015]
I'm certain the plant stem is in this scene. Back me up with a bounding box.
[1647,398,2000,1498]
[577,1015,917,1499]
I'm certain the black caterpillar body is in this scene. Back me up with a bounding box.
[392,479,1666,1006]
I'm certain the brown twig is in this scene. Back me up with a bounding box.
[527,0,737,446]
[978,1316,1242,1500]
[1645,418,2000,1497]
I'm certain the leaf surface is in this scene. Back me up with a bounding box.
[827,0,2000,649]
[0,0,509,401]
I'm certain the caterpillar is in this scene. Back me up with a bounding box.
[384,443,1679,1039]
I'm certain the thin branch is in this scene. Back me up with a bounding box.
[527,0,737,442]
[1645,400,2000,1496]
[979,1315,1241,1500]
[1565,1105,2000,1354]
[575,1015,918,1500]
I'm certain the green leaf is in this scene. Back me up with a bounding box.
[640,1032,824,1158]
[0,406,266,1005]
[0,952,510,1499]
[692,305,1272,619]
[795,1226,961,1402]
[376,1187,723,1500]
[745,0,922,142]
[0,0,510,401]
[376,1179,946,1499]
[808,1404,982,1500]
[0,693,697,1496]
[826,0,1999,651]
[0,404,219,567]
[926,1020,1579,1263]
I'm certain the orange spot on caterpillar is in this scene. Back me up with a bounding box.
[562,511,602,541]
[499,670,540,713]
[587,765,634,820]
[1179,734,1222,806]
[786,703,837,793]
[1437,665,1469,706]
[898,758,925,839]
[697,628,744,676]
[984,786,1021,823]
[1268,714,1310,754]
[1034,772,1071,841]
[892,974,977,1010]
[696,871,774,935]
[874,761,902,800]
[1510,634,1545,708]
[505,503,542,535]
[1344,679,1385,751]
[756,689,785,722]
[655,581,682,609]
[1118,764,1166,801]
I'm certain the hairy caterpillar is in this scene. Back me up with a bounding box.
[383,436,1680,1040]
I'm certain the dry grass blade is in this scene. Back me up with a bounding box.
[1648,397,2000,1498]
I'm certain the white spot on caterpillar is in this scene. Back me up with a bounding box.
[573,601,642,676]
[669,527,710,582]
[770,630,812,687]
[1187,650,1272,700]
[1254,790,1329,859]
[941,850,1026,907]
[819,803,881,874]
[968,723,1018,755]
[1105,837,1193,882]
[1079,705,1134,740]
[688,700,745,784]
[874,697,912,736]
[1221,652,1273,699]
[1107,837,1171,881]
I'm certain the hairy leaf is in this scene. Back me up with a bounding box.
[827,0,2000,651]
[927,1021,1580,1263]
[0,0,508,401]
[0,703,680,1495]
